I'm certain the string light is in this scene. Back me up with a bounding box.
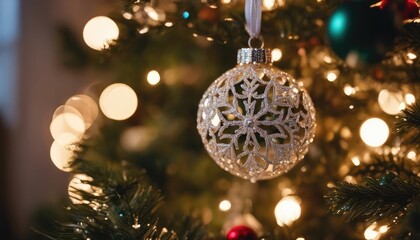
[407,52,417,60]
[326,71,338,82]
[343,84,356,96]
[50,141,74,172]
[274,196,301,226]
[83,16,119,51]
[407,150,416,160]
[405,93,416,105]
[262,0,277,10]
[351,156,361,166]
[147,70,161,85]
[50,106,86,145]
[360,118,389,147]
[221,0,232,4]
[219,200,231,211]
[99,83,138,120]
[378,89,405,115]
[65,95,98,130]
[271,48,283,61]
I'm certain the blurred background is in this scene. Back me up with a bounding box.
[0,0,118,238]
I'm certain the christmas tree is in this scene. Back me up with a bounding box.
[34,0,420,239]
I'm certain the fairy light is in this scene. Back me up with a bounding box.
[344,84,355,96]
[296,238,305,240]
[326,71,338,82]
[379,225,388,233]
[378,89,405,115]
[165,22,173,27]
[360,118,389,147]
[50,141,74,172]
[407,150,416,160]
[405,93,416,105]
[262,0,276,10]
[407,52,417,60]
[138,27,149,34]
[274,196,301,226]
[221,0,232,4]
[99,83,138,120]
[50,107,86,145]
[83,16,119,51]
[351,156,361,166]
[219,200,231,211]
[271,48,283,61]
[147,70,161,85]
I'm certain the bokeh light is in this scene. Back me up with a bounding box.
[271,48,283,61]
[360,118,389,147]
[83,16,119,51]
[99,83,138,120]
[274,196,301,226]
[50,141,74,172]
[405,93,416,105]
[378,89,405,115]
[65,94,98,129]
[147,70,161,85]
[50,106,86,145]
[219,200,231,211]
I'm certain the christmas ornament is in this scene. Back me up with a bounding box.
[226,225,258,240]
[381,0,419,20]
[327,1,399,67]
[197,0,316,182]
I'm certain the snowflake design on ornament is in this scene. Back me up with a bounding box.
[197,64,315,182]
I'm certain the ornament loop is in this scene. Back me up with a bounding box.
[248,36,264,48]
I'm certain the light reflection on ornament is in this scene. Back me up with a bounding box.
[83,16,119,51]
[378,89,405,115]
[274,196,301,226]
[219,200,231,211]
[50,141,74,172]
[271,48,283,61]
[99,83,138,120]
[147,70,161,85]
[405,93,416,105]
[360,118,389,147]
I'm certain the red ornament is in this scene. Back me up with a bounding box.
[198,7,220,23]
[226,225,258,240]
[381,0,419,20]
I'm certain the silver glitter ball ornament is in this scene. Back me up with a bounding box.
[197,48,316,182]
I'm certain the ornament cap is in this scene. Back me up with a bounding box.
[237,48,272,64]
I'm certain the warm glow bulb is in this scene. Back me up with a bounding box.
[50,106,86,145]
[50,141,74,172]
[364,223,380,240]
[405,93,416,105]
[65,94,98,129]
[378,89,404,115]
[221,0,232,4]
[263,0,276,10]
[272,48,283,61]
[326,71,338,82]
[68,174,102,205]
[83,16,119,51]
[99,83,138,120]
[274,196,301,226]
[219,200,231,211]
[147,70,161,85]
[360,118,389,147]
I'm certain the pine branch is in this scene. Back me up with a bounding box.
[396,103,420,147]
[326,177,419,224]
[38,165,210,240]
[351,153,420,183]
